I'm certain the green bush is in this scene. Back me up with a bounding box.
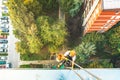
[20,64,31,68]
[20,64,43,68]
[0,53,8,56]
[20,53,50,61]
[88,59,113,68]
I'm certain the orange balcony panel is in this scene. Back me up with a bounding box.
[87,30,98,33]
[93,22,106,26]
[95,19,109,21]
[97,16,111,19]
[99,14,117,17]
[89,28,101,30]
[96,17,111,21]
[91,26,102,28]
[92,23,106,26]
[90,27,102,29]
[98,16,111,18]
[88,28,100,30]
[100,11,116,15]
[94,21,107,23]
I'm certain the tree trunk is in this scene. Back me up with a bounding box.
[59,6,65,20]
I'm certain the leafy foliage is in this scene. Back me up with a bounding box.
[20,53,49,61]
[105,24,120,54]
[16,41,30,54]
[7,0,41,54]
[27,36,43,53]
[75,42,96,63]
[59,0,74,12]
[36,16,67,52]
[82,32,105,44]
[82,32,107,57]
[69,0,83,17]
[59,0,82,17]
[20,64,43,68]
[7,0,35,43]
[38,0,59,17]
[78,22,120,67]
[7,0,67,55]
[89,60,113,68]
[23,0,42,18]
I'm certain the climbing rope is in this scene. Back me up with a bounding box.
[71,68,84,80]
[67,59,102,80]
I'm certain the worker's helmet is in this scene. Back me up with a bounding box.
[56,53,64,61]
[70,50,76,57]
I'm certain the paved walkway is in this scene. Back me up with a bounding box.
[8,20,20,68]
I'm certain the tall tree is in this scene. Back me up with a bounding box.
[7,0,37,54]
[106,25,120,54]
[23,0,42,18]
[36,16,67,52]
[75,42,96,63]
[7,0,67,55]
[58,0,82,17]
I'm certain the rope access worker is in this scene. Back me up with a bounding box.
[56,50,76,69]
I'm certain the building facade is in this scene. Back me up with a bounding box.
[0,0,10,68]
[83,0,120,34]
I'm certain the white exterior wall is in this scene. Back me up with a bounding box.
[103,0,120,9]
[0,69,119,80]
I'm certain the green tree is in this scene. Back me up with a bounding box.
[75,42,96,63]
[36,16,67,52]
[103,22,120,67]
[23,0,42,18]
[89,60,113,68]
[58,0,73,12]
[58,0,82,17]
[38,0,59,18]
[105,25,120,54]
[16,41,30,54]
[79,22,120,67]
[82,32,107,57]
[82,32,105,44]
[7,0,84,61]
[7,0,35,40]
[7,0,39,54]
[7,0,68,56]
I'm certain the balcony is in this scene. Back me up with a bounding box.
[83,0,120,34]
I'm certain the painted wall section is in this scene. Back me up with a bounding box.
[0,69,120,80]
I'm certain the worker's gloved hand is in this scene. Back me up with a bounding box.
[64,57,68,61]
[57,64,60,68]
